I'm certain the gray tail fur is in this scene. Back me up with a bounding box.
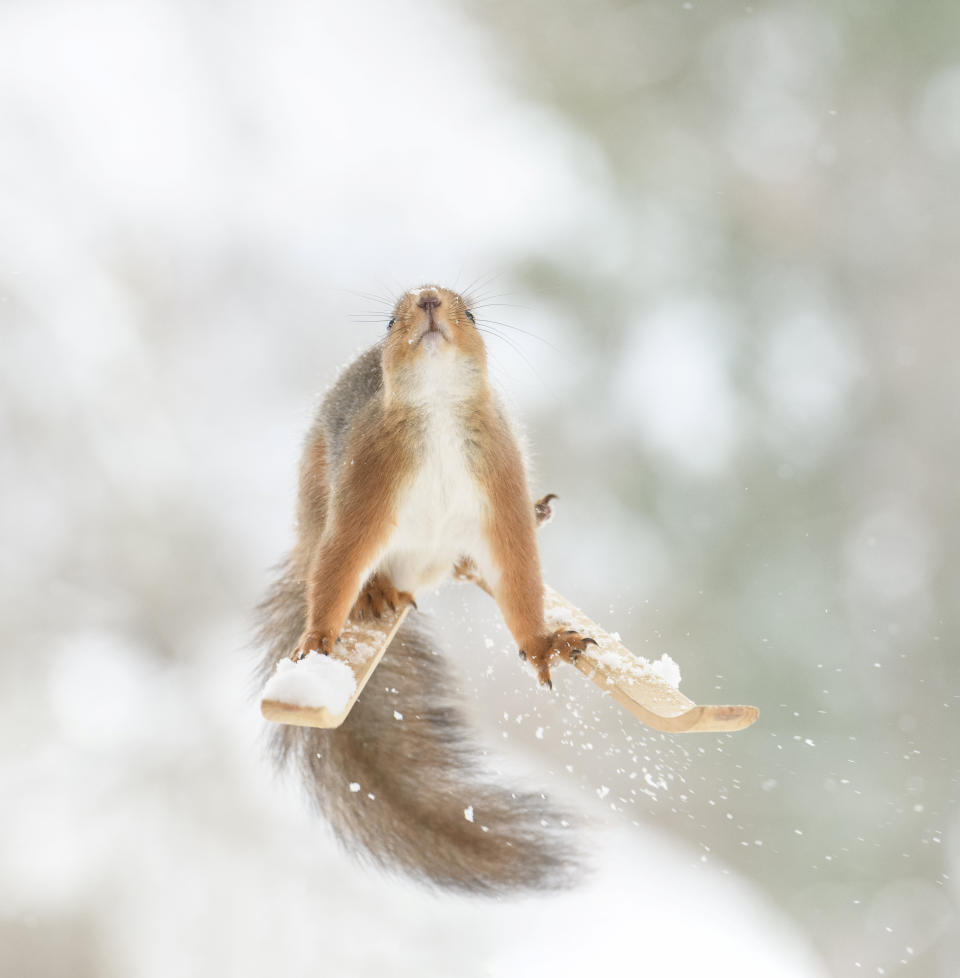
[255,570,580,894]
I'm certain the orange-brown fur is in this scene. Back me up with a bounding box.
[293,401,419,655]
[291,284,591,684]
[257,284,586,892]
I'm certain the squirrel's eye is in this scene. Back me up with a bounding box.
[387,317,396,331]
[465,310,475,323]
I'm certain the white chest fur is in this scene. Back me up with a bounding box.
[379,401,491,594]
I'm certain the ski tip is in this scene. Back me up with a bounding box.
[685,704,759,733]
[260,698,345,729]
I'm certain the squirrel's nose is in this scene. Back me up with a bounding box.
[417,293,440,311]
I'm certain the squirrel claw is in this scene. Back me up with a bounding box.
[519,627,596,684]
[520,648,555,687]
[291,631,334,661]
[570,636,597,664]
[519,626,595,688]
[352,574,415,621]
[534,493,558,527]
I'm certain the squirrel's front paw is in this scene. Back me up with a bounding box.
[534,493,557,526]
[519,628,597,689]
[291,630,335,661]
[351,573,416,621]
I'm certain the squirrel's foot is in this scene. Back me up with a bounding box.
[291,630,335,661]
[351,573,416,621]
[534,493,558,527]
[519,628,597,689]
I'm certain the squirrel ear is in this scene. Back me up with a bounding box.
[387,317,396,331]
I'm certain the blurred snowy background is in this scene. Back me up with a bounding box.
[2,0,959,975]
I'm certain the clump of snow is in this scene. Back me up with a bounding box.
[464,806,475,823]
[593,648,682,688]
[339,639,378,665]
[540,587,684,691]
[649,653,681,688]
[262,655,357,713]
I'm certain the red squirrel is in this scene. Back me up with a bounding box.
[257,285,590,891]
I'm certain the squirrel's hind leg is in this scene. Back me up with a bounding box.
[351,572,416,621]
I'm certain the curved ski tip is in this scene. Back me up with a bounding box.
[694,704,759,733]
[260,698,343,729]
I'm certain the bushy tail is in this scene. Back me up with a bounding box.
[255,570,579,893]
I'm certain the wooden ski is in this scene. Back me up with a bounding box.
[544,587,758,733]
[260,605,410,728]
[260,587,757,734]
[262,493,757,733]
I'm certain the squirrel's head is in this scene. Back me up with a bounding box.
[381,285,486,398]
